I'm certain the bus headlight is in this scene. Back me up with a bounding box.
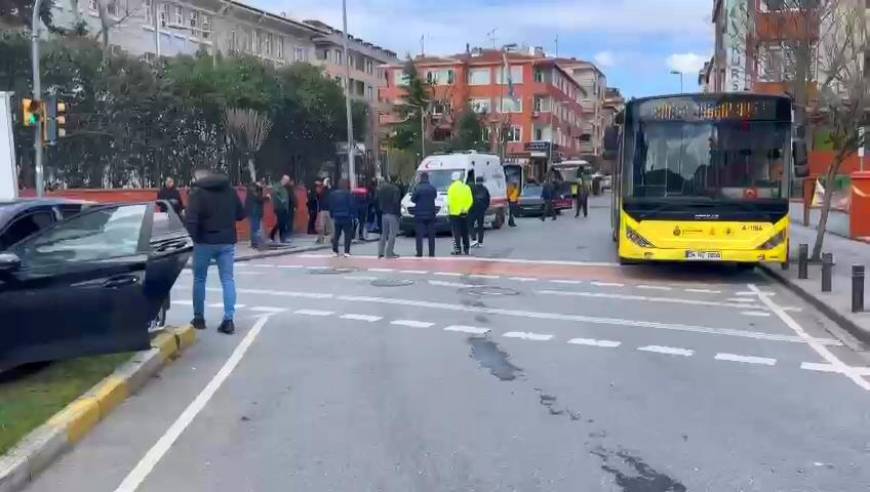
[625,225,654,248]
[760,230,786,250]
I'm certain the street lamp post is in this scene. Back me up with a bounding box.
[341,0,356,188]
[31,0,44,196]
[670,70,684,93]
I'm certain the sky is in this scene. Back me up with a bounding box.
[258,0,714,98]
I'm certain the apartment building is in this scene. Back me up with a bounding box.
[554,58,608,159]
[379,48,588,180]
[49,0,323,65]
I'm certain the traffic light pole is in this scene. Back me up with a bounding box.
[31,0,44,196]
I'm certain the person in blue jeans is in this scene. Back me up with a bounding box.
[186,168,246,334]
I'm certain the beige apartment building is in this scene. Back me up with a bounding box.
[554,58,608,160]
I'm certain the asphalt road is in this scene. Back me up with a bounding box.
[24,194,870,492]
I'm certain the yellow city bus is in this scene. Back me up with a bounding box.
[612,93,794,266]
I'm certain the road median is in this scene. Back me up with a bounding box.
[0,325,198,492]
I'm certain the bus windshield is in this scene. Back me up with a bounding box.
[627,120,789,201]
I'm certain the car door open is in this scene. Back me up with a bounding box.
[0,203,191,371]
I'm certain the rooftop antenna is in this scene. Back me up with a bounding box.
[420,34,425,56]
[486,28,497,49]
[554,34,559,57]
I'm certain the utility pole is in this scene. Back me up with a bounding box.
[420,109,425,158]
[670,70,684,93]
[153,0,161,58]
[341,0,356,188]
[31,0,44,196]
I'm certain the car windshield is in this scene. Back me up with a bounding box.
[416,169,464,193]
[522,184,542,197]
[627,120,790,201]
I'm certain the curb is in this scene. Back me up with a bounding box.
[0,325,198,492]
[233,243,330,263]
[760,264,870,346]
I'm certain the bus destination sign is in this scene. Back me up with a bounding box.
[639,99,780,122]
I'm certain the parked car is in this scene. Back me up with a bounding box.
[516,183,544,216]
[0,201,192,371]
[0,198,90,251]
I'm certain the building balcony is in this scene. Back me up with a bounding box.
[755,11,819,42]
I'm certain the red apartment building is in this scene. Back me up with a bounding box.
[379,49,587,180]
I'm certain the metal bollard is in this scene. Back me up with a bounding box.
[821,253,833,292]
[798,243,808,279]
[853,265,865,313]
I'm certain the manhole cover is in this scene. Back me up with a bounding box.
[308,267,358,275]
[371,279,415,287]
[464,286,520,297]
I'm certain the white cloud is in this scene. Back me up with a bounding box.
[666,52,708,74]
[594,51,615,67]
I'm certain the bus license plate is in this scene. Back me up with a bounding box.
[686,251,722,260]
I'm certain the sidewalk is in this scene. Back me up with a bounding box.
[762,221,870,344]
[234,234,330,262]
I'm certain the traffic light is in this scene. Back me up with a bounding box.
[44,95,67,145]
[22,98,41,127]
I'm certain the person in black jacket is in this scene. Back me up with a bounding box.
[244,179,266,249]
[469,176,491,248]
[157,177,184,216]
[328,178,355,256]
[411,172,438,257]
[307,179,321,234]
[186,169,246,335]
[376,176,401,259]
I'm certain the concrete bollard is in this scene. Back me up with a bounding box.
[798,243,809,279]
[853,265,865,313]
[821,253,833,293]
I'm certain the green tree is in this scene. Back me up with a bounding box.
[388,57,431,153]
[451,109,488,152]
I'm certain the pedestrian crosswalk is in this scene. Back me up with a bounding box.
[172,298,869,378]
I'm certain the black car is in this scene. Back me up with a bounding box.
[516,184,545,216]
[0,198,90,251]
[0,201,193,371]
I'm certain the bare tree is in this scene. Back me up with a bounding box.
[809,0,869,258]
[224,108,273,183]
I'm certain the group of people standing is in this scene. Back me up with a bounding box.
[244,175,298,249]
[445,172,491,256]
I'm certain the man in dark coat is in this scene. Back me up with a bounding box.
[244,178,266,249]
[157,177,184,216]
[307,179,321,234]
[469,176,491,248]
[411,172,438,257]
[186,169,246,335]
[376,176,401,259]
[328,178,355,256]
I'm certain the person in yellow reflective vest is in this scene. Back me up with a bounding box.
[447,171,473,255]
[507,181,520,227]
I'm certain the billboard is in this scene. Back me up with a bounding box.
[0,92,17,201]
[723,0,752,92]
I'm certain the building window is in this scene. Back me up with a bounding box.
[106,0,119,17]
[276,37,283,59]
[535,127,544,140]
[426,69,455,85]
[356,55,366,72]
[335,50,343,66]
[432,101,450,115]
[258,31,268,55]
[144,0,152,23]
[761,0,819,11]
[316,49,328,61]
[507,125,522,142]
[159,3,169,27]
[201,14,211,39]
[497,65,524,85]
[470,98,491,114]
[366,85,374,100]
[533,95,550,112]
[393,70,409,86]
[294,47,305,62]
[499,97,522,113]
[468,67,491,85]
[173,5,182,26]
[188,10,197,31]
[366,59,374,74]
[534,69,544,83]
[481,126,491,142]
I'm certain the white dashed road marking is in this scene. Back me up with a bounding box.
[685,288,722,294]
[637,285,672,291]
[714,353,777,366]
[567,338,622,348]
[429,280,476,289]
[638,345,694,357]
[508,277,538,282]
[340,314,383,322]
[800,362,870,376]
[209,302,246,308]
[444,325,490,335]
[399,270,429,275]
[344,275,379,281]
[172,300,193,306]
[741,311,772,317]
[391,320,435,328]
[469,274,500,280]
[278,265,304,269]
[368,268,395,273]
[249,307,286,313]
[549,279,583,285]
[433,272,463,277]
[592,281,625,287]
[727,297,756,303]
[294,309,334,317]
[502,331,554,341]
[538,289,766,310]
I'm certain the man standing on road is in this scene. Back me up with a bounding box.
[270,175,291,243]
[352,184,369,241]
[316,178,333,245]
[575,171,590,218]
[157,177,184,216]
[541,178,557,221]
[186,168,246,335]
[469,176,491,248]
[328,178,355,257]
[447,171,473,255]
[412,172,437,257]
[307,179,321,234]
[245,178,266,249]
[286,176,297,242]
[507,181,519,227]
[377,176,401,259]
